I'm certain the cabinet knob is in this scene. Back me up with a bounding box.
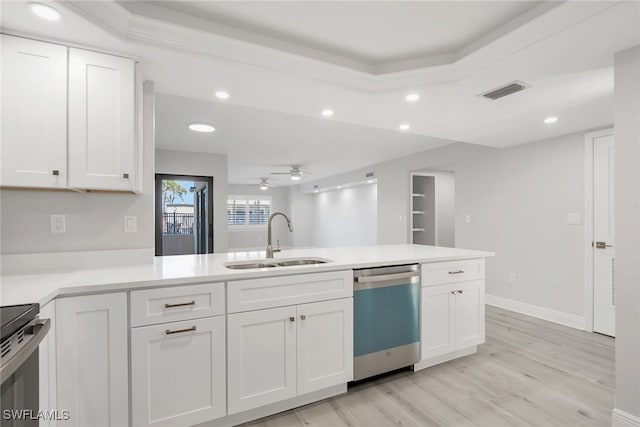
[289,316,295,322]
[123,173,129,179]
[300,314,306,320]
[52,170,60,176]
[457,290,463,294]
[451,291,456,295]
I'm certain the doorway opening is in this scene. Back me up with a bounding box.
[155,174,214,256]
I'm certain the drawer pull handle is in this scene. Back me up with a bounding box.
[448,270,464,275]
[164,300,196,309]
[165,325,196,335]
[52,170,60,176]
[123,173,129,179]
[457,290,463,294]
[289,316,295,322]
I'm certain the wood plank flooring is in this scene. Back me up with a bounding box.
[243,306,615,427]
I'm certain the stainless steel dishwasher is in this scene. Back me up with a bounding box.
[353,264,420,381]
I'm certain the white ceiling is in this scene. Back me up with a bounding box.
[1,0,638,184]
[127,1,544,72]
[155,94,450,185]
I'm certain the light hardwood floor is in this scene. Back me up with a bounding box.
[244,306,615,427]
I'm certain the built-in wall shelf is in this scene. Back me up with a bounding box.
[410,173,436,246]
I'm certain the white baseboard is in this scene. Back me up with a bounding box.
[0,248,154,275]
[613,408,640,427]
[486,294,586,330]
[413,346,477,371]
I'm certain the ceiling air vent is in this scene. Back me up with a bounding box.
[479,81,528,100]
[365,172,375,178]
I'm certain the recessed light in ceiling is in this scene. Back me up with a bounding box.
[188,123,215,133]
[321,109,334,117]
[368,180,374,184]
[29,3,61,20]
[399,123,411,131]
[337,186,342,189]
[405,93,420,102]
[544,116,558,124]
[215,91,229,100]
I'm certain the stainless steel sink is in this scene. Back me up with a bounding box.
[276,259,328,266]
[225,258,331,270]
[225,262,278,270]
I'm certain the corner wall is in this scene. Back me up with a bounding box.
[613,45,640,424]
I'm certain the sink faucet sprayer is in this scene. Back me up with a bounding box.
[266,212,294,258]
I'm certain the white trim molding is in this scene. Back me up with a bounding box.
[613,408,640,427]
[486,294,586,331]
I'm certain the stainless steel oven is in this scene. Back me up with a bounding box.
[1,304,50,427]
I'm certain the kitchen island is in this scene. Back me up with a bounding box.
[1,244,493,427]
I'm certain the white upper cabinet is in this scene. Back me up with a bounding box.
[1,35,67,188]
[68,48,137,191]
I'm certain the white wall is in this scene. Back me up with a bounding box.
[227,185,292,251]
[287,186,314,248]
[0,82,155,263]
[155,149,228,253]
[311,184,377,248]
[613,45,640,421]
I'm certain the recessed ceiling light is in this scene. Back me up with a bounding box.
[337,186,342,189]
[405,93,420,102]
[367,180,374,184]
[215,91,229,100]
[314,190,318,193]
[29,3,61,20]
[188,123,215,133]
[544,116,558,124]
[321,109,334,117]
[399,123,411,131]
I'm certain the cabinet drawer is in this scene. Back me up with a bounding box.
[228,270,352,313]
[131,283,224,327]
[421,259,484,287]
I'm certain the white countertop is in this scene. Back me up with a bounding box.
[0,245,494,307]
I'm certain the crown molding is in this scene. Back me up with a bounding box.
[59,0,621,93]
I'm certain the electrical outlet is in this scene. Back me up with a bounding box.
[567,213,581,225]
[509,273,518,284]
[124,216,137,233]
[465,215,472,224]
[50,214,65,233]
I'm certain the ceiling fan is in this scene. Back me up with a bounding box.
[270,165,310,181]
[245,178,274,191]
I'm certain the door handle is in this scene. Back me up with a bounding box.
[594,241,613,249]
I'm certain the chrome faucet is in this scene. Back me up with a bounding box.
[266,212,294,258]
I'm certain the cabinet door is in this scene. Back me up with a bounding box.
[297,298,353,395]
[68,48,136,191]
[131,316,226,427]
[56,293,128,427]
[227,306,297,414]
[454,280,485,349]
[420,284,456,360]
[38,302,56,427]
[1,35,67,188]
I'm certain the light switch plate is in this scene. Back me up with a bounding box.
[50,214,65,233]
[124,215,137,233]
[567,213,581,225]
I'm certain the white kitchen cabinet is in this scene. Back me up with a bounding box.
[297,299,353,395]
[420,280,485,361]
[38,302,56,427]
[227,306,297,414]
[131,316,226,427]
[1,35,67,189]
[56,293,128,427]
[68,48,137,191]
[227,298,353,414]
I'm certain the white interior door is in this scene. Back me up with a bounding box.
[593,133,615,337]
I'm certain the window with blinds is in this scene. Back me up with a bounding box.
[227,197,271,227]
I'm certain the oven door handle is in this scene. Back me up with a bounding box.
[0,319,50,385]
